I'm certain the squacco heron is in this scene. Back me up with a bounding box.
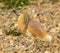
[18,13,52,41]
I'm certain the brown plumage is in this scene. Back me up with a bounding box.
[18,13,52,41]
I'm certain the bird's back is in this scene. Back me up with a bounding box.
[28,19,47,38]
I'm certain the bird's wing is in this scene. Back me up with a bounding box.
[28,19,47,38]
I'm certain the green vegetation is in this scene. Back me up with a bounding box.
[1,0,30,9]
[0,0,59,9]
[41,0,59,4]
[4,29,22,36]
[49,0,59,3]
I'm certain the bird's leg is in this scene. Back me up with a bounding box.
[26,35,37,50]
[25,41,34,50]
[23,32,35,50]
[27,36,38,50]
[22,29,27,37]
[33,37,38,49]
[22,24,28,37]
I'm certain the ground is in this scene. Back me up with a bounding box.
[0,1,60,53]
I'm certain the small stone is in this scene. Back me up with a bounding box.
[14,51,18,53]
[14,24,18,28]
[50,28,56,33]
[12,17,16,20]
[57,32,60,38]
[0,29,3,35]
[58,23,60,27]
[44,51,50,53]
[7,50,14,53]
[21,45,25,48]
[0,51,4,53]
[32,10,35,13]
[0,32,3,35]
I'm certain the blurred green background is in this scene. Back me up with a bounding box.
[0,0,59,9]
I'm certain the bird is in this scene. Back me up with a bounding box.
[17,13,52,41]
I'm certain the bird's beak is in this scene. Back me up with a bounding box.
[13,9,21,17]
